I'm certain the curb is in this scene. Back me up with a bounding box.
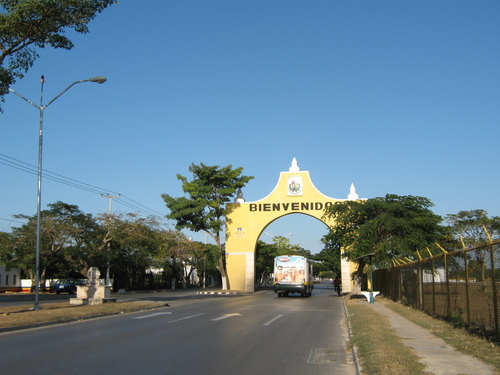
[342,295,363,375]
[196,291,242,295]
[196,290,269,295]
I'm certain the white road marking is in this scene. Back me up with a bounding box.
[166,313,205,324]
[263,314,283,326]
[133,312,173,319]
[210,313,242,321]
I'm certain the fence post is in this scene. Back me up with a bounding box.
[432,258,436,315]
[483,226,499,341]
[427,247,436,315]
[437,243,451,318]
[461,237,471,326]
[397,268,402,302]
[446,252,451,318]
[418,260,423,310]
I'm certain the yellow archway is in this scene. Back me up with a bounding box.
[225,158,360,292]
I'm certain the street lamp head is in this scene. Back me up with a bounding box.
[89,76,107,84]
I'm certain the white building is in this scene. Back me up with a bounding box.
[0,265,22,292]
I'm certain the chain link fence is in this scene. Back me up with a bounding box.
[373,240,500,342]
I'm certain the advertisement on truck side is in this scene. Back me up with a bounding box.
[273,255,313,297]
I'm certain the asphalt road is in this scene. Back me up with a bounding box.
[0,282,356,375]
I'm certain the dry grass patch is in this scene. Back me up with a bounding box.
[379,298,500,372]
[346,297,428,375]
[0,301,168,330]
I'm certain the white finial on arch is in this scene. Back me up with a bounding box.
[234,188,245,203]
[289,157,300,172]
[348,183,359,200]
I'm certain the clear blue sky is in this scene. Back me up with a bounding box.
[1,1,499,253]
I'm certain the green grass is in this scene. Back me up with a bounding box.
[381,298,500,372]
[346,297,428,375]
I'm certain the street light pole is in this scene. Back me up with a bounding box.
[9,75,107,310]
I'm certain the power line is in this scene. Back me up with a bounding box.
[0,217,26,232]
[0,217,26,224]
[0,153,117,195]
[119,195,165,217]
[0,152,166,219]
[110,197,167,220]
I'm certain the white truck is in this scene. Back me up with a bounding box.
[273,255,313,297]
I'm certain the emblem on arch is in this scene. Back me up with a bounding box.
[287,176,302,196]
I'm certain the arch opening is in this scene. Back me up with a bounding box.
[254,213,330,288]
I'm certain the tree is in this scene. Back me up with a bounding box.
[0,0,115,110]
[445,209,500,281]
[1,215,38,288]
[104,213,165,291]
[43,201,103,279]
[159,230,201,290]
[175,240,204,289]
[266,235,304,256]
[0,230,17,270]
[323,194,445,286]
[315,231,342,277]
[162,163,254,290]
[0,201,102,290]
[195,243,220,287]
[254,241,276,287]
[446,210,499,245]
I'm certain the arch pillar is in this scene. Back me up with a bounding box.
[226,158,360,292]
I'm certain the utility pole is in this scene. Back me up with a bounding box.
[101,194,120,286]
[101,194,120,215]
[203,232,207,288]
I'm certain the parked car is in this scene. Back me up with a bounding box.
[52,279,85,294]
